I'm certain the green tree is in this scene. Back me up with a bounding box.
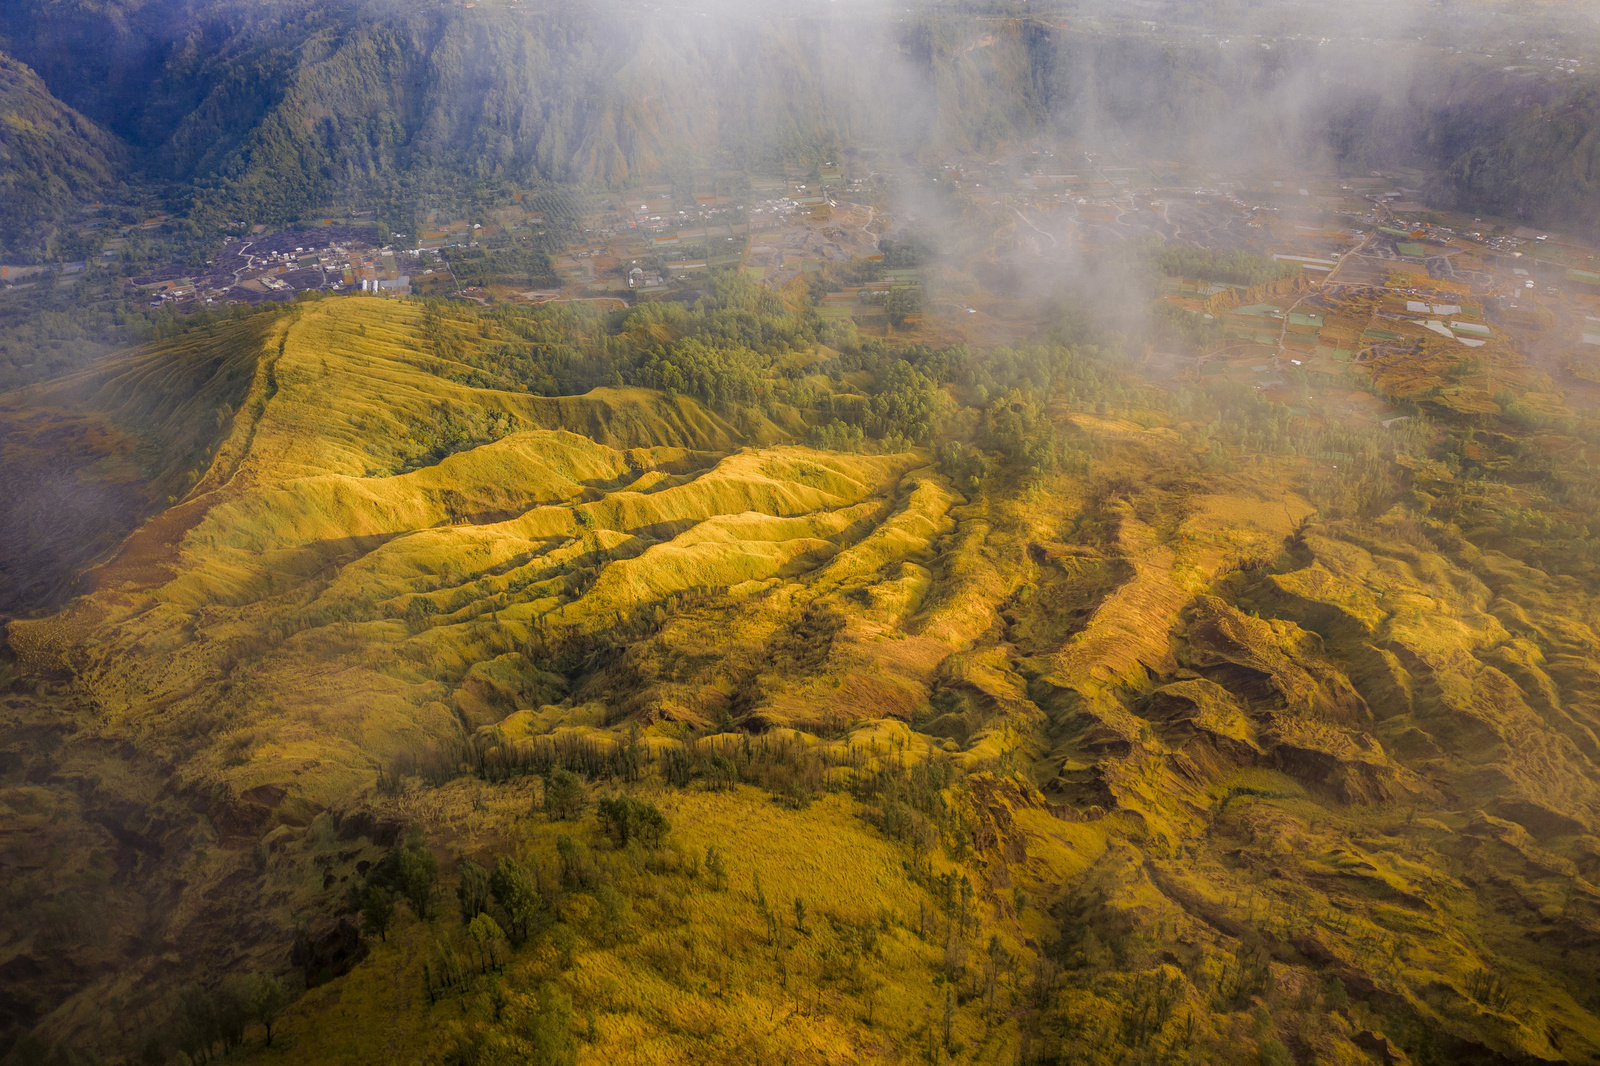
[704,845,728,890]
[867,358,940,442]
[544,769,586,821]
[396,831,440,919]
[521,983,577,1065]
[1156,245,1299,287]
[885,285,924,328]
[550,924,579,971]
[176,983,219,1061]
[246,974,289,1047]
[214,975,252,1051]
[467,913,506,974]
[556,834,588,890]
[595,796,670,848]
[363,886,394,942]
[458,859,491,925]
[878,236,933,268]
[594,884,633,944]
[1258,1038,1293,1066]
[489,856,544,946]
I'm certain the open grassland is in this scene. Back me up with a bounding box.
[8,289,1600,1066]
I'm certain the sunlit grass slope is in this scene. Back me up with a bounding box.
[11,291,1600,1066]
[235,775,1100,1066]
[7,300,955,805]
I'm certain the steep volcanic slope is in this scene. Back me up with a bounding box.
[5,296,1600,1063]
[0,316,263,615]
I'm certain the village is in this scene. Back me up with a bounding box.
[0,221,418,311]
[140,225,424,308]
[4,150,1599,420]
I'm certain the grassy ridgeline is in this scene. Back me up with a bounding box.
[0,313,266,614]
[8,289,1600,1064]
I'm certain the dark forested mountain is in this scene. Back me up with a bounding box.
[2,0,1600,242]
[0,52,123,259]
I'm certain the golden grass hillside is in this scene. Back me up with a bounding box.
[8,293,1600,1066]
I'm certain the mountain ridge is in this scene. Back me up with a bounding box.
[3,2,1600,243]
[6,289,1600,1063]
